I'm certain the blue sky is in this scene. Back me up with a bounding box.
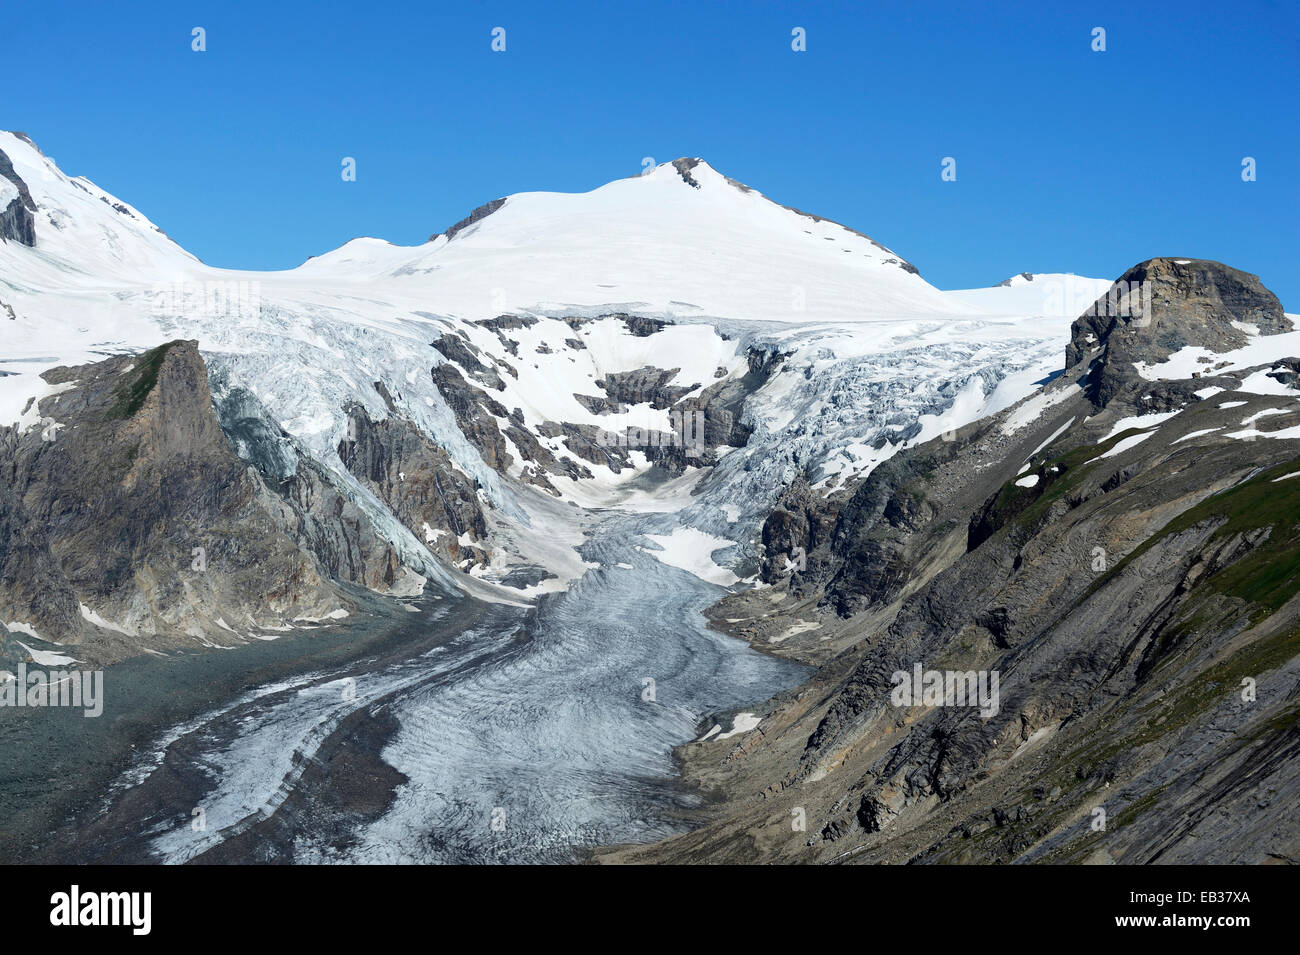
[7,0,1299,306]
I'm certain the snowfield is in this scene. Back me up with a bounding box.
[295,158,981,325]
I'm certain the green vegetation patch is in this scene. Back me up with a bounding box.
[981,428,1151,543]
[1089,454,1300,617]
[1131,624,1300,747]
[107,342,179,421]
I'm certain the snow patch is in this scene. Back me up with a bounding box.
[1103,410,1180,441]
[79,603,136,636]
[1100,431,1156,458]
[1172,428,1221,444]
[13,640,79,666]
[717,712,762,740]
[642,528,740,586]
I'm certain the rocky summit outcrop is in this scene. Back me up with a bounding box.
[0,342,410,665]
[1067,258,1288,405]
[600,258,1300,865]
[431,196,507,243]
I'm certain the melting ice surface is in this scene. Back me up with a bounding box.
[139,508,805,864]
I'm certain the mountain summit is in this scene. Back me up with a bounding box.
[299,155,974,323]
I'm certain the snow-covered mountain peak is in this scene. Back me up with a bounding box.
[292,155,980,324]
[0,130,196,279]
[3,133,979,327]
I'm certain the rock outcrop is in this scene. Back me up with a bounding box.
[338,385,491,569]
[1067,258,1288,404]
[0,342,412,664]
[0,147,36,246]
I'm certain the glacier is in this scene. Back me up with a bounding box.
[0,129,1136,859]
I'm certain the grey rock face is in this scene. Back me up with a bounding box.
[207,372,408,595]
[0,473,88,645]
[0,342,361,663]
[537,421,635,474]
[431,363,513,472]
[997,272,1035,287]
[338,392,490,568]
[0,147,36,246]
[432,333,506,391]
[0,198,35,246]
[672,157,704,189]
[271,456,406,593]
[758,440,949,613]
[620,314,668,338]
[594,366,698,410]
[476,314,538,333]
[1067,257,1288,404]
[432,196,507,242]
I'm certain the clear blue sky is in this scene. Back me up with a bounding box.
[8,0,1299,306]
